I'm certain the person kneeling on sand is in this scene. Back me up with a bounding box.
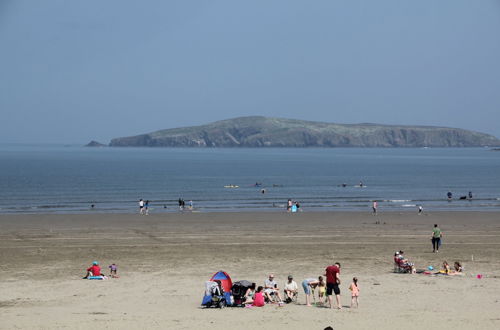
[83,261,101,279]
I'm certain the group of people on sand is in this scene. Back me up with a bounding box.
[394,250,463,276]
[82,261,119,279]
[241,262,360,309]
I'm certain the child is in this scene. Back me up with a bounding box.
[317,276,326,304]
[253,286,265,307]
[349,277,359,308]
[109,263,118,278]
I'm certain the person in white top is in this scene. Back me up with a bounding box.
[283,275,298,303]
[264,274,283,303]
[139,199,144,214]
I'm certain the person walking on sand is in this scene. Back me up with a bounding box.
[418,205,423,215]
[139,199,144,215]
[432,224,442,253]
[144,200,150,215]
[349,277,360,308]
[372,201,378,215]
[325,262,342,309]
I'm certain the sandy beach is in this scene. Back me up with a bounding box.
[1,211,500,329]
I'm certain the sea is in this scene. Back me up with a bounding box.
[1,145,499,214]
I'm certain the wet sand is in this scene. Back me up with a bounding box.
[1,211,500,329]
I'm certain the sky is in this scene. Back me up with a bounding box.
[1,0,500,144]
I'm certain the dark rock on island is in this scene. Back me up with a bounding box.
[108,116,500,148]
[85,140,106,147]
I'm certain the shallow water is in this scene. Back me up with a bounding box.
[0,145,499,213]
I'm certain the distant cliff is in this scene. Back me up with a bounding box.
[108,117,500,148]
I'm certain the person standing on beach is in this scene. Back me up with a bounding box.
[432,224,442,253]
[372,201,378,215]
[144,200,149,215]
[139,199,144,215]
[418,205,423,215]
[348,277,359,308]
[325,262,342,309]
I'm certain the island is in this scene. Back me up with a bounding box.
[105,116,500,148]
[85,140,107,147]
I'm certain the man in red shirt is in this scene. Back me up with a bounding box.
[325,262,341,309]
[83,261,101,279]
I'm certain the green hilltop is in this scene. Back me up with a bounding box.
[107,116,500,148]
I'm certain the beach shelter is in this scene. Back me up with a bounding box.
[210,270,233,293]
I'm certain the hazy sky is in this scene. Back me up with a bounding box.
[1,0,500,143]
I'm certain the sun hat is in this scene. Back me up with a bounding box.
[93,261,99,265]
[288,275,293,279]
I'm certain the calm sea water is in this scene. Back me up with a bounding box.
[0,145,499,214]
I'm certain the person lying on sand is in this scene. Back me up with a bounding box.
[448,261,464,275]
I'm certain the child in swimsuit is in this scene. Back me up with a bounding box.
[317,276,326,304]
[349,277,360,308]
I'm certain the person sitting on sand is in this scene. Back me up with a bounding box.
[252,286,265,307]
[243,283,256,304]
[395,251,416,273]
[83,261,101,279]
[264,274,284,303]
[283,275,298,303]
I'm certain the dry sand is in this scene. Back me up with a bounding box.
[1,211,500,329]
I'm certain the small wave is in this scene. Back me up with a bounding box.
[389,200,411,202]
[402,204,417,207]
